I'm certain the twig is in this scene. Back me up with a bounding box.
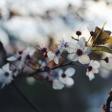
[30,61,76,77]
[12,81,42,112]
[103,91,112,112]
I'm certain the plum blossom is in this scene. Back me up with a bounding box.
[86,60,100,80]
[47,40,69,65]
[7,47,36,72]
[100,57,112,70]
[58,40,69,51]
[52,67,75,90]
[67,37,90,64]
[100,56,112,78]
[47,49,62,64]
[0,63,13,88]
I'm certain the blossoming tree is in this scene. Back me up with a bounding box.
[0,25,112,111]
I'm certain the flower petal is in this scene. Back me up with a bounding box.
[78,55,90,64]
[65,77,74,87]
[7,56,17,61]
[65,67,75,77]
[68,53,77,61]
[78,37,86,48]
[93,68,99,74]
[58,69,63,76]
[53,79,64,90]
[86,71,95,81]
[47,51,55,61]
[2,63,12,74]
[90,60,100,69]
[54,56,59,64]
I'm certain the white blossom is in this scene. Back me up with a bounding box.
[86,60,100,81]
[7,47,36,71]
[52,67,75,90]
[47,49,61,64]
[100,57,112,70]
[67,37,90,64]
[0,63,13,88]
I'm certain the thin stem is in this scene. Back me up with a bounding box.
[103,91,112,112]
[71,36,79,41]
[12,81,42,112]
[31,61,76,77]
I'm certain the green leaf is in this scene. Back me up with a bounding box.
[92,45,112,53]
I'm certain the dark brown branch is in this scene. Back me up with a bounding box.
[103,91,112,112]
[30,61,76,77]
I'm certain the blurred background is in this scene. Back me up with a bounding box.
[0,0,112,112]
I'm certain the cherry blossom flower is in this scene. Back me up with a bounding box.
[47,49,61,64]
[0,63,13,88]
[52,67,75,90]
[100,56,112,78]
[100,57,112,70]
[86,60,100,81]
[67,37,90,64]
[7,47,36,72]
[58,40,69,51]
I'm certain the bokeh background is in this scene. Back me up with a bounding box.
[0,0,112,112]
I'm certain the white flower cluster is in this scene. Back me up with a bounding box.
[0,31,112,90]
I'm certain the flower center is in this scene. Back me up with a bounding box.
[88,66,93,71]
[55,50,60,56]
[41,48,47,53]
[76,49,83,56]
[17,56,22,61]
[4,72,9,77]
[26,55,31,60]
[62,74,66,78]
[76,31,82,36]
[64,42,68,48]
[18,51,23,55]
[104,57,109,63]
[41,48,47,57]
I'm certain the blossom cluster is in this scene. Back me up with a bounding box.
[0,28,112,90]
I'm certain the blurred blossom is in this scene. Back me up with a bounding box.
[0,63,13,88]
[26,77,36,85]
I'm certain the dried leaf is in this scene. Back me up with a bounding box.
[91,27,111,46]
[92,45,112,54]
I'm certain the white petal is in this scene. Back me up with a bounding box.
[86,71,95,81]
[58,69,63,76]
[54,56,59,64]
[68,54,75,60]
[59,76,67,84]
[65,77,74,87]
[0,69,4,75]
[26,77,36,85]
[4,74,13,85]
[78,37,86,48]
[47,51,55,61]
[2,63,12,74]
[100,60,112,70]
[65,67,75,77]
[90,60,100,69]
[53,79,64,90]
[0,73,13,88]
[7,56,17,61]
[93,68,99,74]
[78,55,90,64]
